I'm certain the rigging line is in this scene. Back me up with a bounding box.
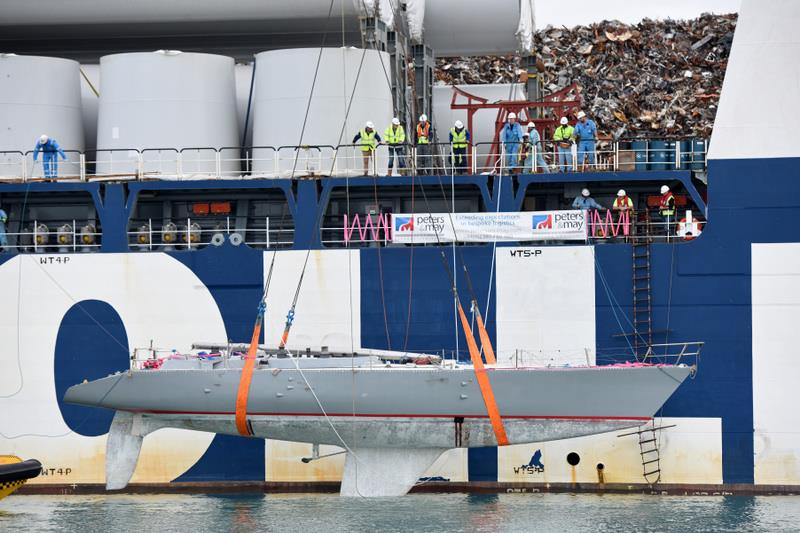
[482,126,508,323]
[281,21,371,351]
[1,371,125,439]
[285,346,369,499]
[358,0,396,113]
[402,173,416,352]
[1,180,32,399]
[371,174,392,350]
[415,176,508,447]
[27,255,130,353]
[291,0,337,178]
[593,250,636,357]
[427,158,499,363]
[241,57,256,149]
[594,251,651,349]
[663,243,677,356]
[357,0,395,350]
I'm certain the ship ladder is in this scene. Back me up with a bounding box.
[631,237,653,359]
[618,421,677,487]
[637,420,662,486]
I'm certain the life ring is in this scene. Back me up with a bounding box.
[677,217,704,240]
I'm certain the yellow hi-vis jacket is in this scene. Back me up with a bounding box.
[554,125,575,148]
[384,125,405,145]
[359,128,378,151]
[450,128,468,149]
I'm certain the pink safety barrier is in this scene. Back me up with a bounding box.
[343,212,392,244]
[589,209,631,238]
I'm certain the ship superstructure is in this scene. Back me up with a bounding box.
[1,0,799,494]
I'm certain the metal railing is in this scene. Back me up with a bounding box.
[640,341,703,370]
[0,139,708,182]
[125,216,294,251]
[0,219,102,252]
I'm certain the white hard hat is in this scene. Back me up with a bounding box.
[39,134,49,144]
[617,189,626,197]
[419,114,427,122]
[508,112,517,120]
[560,117,568,125]
[660,185,670,194]
[577,111,586,119]
[392,117,400,125]
[523,133,530,138]
[527,122,535,128]
[365,121,374,129]
[454,120,464,129]
[581,188,590,197]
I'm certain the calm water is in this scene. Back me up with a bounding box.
[1,493,799,532]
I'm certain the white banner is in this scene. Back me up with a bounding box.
[391,211,587,243]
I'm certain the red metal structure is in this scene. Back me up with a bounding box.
[450,83,582,170]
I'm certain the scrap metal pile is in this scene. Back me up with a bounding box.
[435,14,737,138]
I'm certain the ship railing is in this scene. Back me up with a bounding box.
[0,218,101,252]
[126,216,294,251]
[11,150,85,182]
[640,341,703,369]
[276,145,338,179]
[87,148,142,181]
[0,151,26,181]
[218,146,277,179]
[0,139,709,182]
[332,143,389,177]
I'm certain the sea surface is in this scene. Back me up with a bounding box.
[1,493,799,532]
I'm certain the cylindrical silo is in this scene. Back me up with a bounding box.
[96,51,239,179]
[253,48,393,177]
[79,63,100,153]
[0,55,84,179]
[235,63,256,148]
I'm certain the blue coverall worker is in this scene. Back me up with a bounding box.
[572,188,603,210]
[352,122,382,175]
[525,123,551,173]
[574,111,598,170]
[553,118,575,172]
[32,134,67,179]
[449,120,471,174]
[500,112,524,171]
[384,118,406,176]
[0,207,7,250]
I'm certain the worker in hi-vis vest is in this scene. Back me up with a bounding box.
[385,117,406,176]
[658,184,676,236]
[352,121,382,176]
[415,114,433,175]
[449,120,470,174]
[553,117,575,172]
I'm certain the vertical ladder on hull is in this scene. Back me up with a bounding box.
[638,421,662,485]
[631,232,653,358]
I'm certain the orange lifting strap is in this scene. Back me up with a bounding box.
[456,301,509,446]
[473,308,497,365]
[235,316,263,437]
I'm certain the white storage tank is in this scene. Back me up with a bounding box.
[79,64,100,154]
[252,47,393,177]
[96,51,240,179]
[0,54,84,179]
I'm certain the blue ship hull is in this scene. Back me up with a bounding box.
[0,158,795,489]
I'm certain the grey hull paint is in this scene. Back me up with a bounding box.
[65,365,692,447]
